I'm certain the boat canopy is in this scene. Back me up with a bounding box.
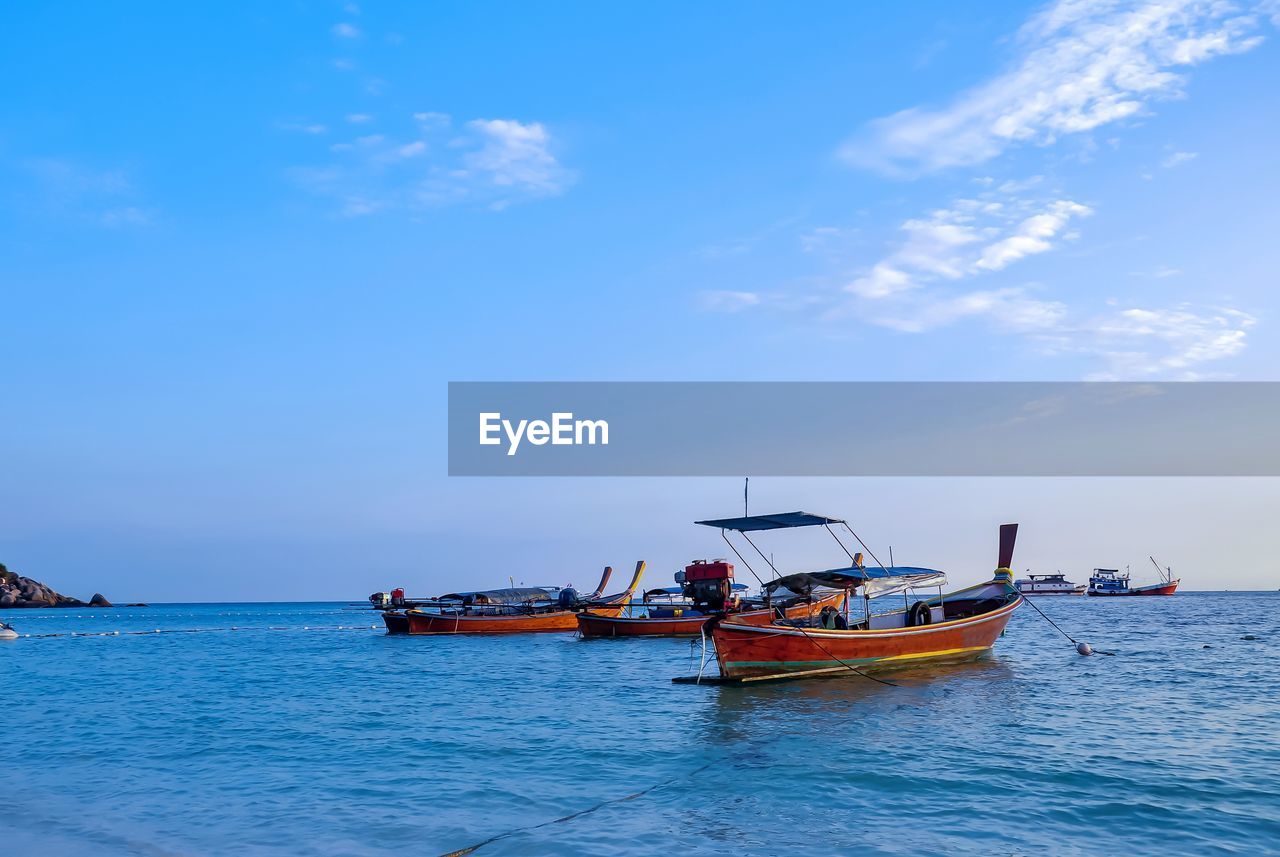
[695,511,846,532]
[763,565,942,596]
[861,572,948,599]
[437,587,554,605]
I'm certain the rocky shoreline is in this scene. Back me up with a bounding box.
[0,563,113,609]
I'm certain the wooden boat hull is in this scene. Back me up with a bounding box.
[1087,580,1179,596]
[391,602,627,634]
[577,590,846,638]
[710,585,1021,679]
[382,612,410,635]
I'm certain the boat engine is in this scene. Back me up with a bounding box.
[681,560,734,613]
[558,587,580,608]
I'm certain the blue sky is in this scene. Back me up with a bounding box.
[3,1,1279,599]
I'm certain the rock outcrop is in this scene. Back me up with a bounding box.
[0,563,112,609]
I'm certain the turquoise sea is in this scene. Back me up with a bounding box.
[4,593,1278,856]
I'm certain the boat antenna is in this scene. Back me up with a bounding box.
[743,477,749,517]
[889,546,894,568]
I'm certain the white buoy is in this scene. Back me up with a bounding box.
[1076,641,1093,656]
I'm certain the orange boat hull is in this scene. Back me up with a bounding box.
[711,594,1020,679]
[577,591,846,638]
[396,603,627,634]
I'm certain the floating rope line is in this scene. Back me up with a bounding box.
[1,625,383,640]
[439,760,717,857]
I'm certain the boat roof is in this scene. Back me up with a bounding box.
[695,511,846,532]
[763,565,942,594]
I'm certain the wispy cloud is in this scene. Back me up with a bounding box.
[288,113,575,215]
[841,0,1269,174]
[1160,149,1198,167]
[699,291,762,312]
[18,158,154,227]
[332,22,361,39]
[845,194,1092,299]
[1079,305,1256,379]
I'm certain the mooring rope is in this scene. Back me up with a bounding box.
[438,760,718,857]
[1016,595,1114,656]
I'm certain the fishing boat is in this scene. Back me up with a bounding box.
[577,560,846,638]
[381,562,645,634]
[1015,572,1086,596]
[1086,557,1179,597]
[674,512,1023,683]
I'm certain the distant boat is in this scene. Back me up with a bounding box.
[1087,557,1179,597]
[1015,572,1086,596]
[380,562,645,634]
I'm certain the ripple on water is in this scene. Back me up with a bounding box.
[3,594,1280,856]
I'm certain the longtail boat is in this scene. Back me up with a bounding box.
[1086,557,1179,596]
[382,562,645,635]
[577,561,847,638]
[672,512,1023,683]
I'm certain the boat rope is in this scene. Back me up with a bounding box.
[1017,594,1115,656]
[438,760,718,857]
[791,626,901,687]
[1018,594,1077,643]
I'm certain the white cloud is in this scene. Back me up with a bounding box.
[872,287,1068,333]
[1082,305,1256,378]
[1161,150,1198,167]
[20,158,153,227]
[290,113,573,215]
[841,0,1268,174]
[332,22,361,38]
[846,194,1092,298]
[346,113,373,124]
[976,200,1092,271]
[699,291,762,312]
[464,119,573,195]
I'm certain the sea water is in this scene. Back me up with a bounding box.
[3,594,1278,856]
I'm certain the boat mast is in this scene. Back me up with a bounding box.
[1149,555,1170,585]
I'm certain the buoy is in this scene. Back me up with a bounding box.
[1076,642,1093,656]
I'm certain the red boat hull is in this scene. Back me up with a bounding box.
[710,589,1020,679]
[577,591,846,638]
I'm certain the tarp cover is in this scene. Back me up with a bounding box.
[763,566,943,596]
[695,511,846,531]
[861,572,948,599]
[437,587,554,605]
